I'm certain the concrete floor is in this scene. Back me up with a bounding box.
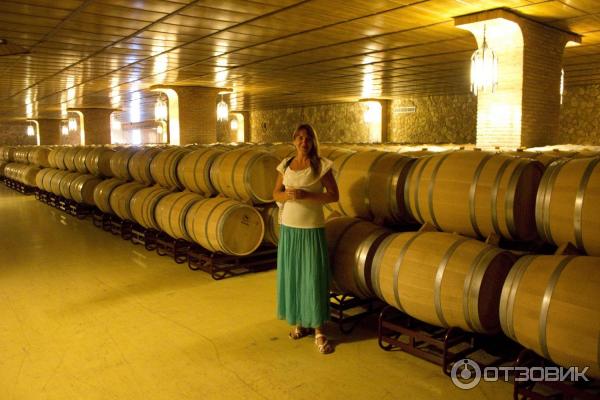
[0,185,513,400]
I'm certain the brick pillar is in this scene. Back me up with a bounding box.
[69,108,113,145]
[37,119,61,145]
[151,85,221,145]
[455,9,580,149]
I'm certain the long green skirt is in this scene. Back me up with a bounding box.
[277,225,331,328]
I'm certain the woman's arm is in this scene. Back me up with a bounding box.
[293,169,339,204]
[273,173,290,203]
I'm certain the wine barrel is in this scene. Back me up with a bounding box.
[0,146,16,162]
[29,147,51,168]
[50,170,70,195]
[150,147,190,189]
[48,147,64,169]
[154,191,203,240]
[35,168,53,189]
[73,147,94,173]
[13,147,31,164]
[372,231,516,334]
[110,147,140,180]
[185,197,265,256]
[59,172,81,199]
[40,168,61,192]
[258,204,280,246]
[93,178,126,214]
[271,143,296,160]
[128,147,162,185]
[70,174,102,205]
[85,147,115,177]
[536,157,600,256]
[210,148,279,204]
[319,145,354,161]
[63,147,81,171]
[405,151,544,241]
[0,161,8,177]
[176,147,225,195]
[130,185,171,230]
[54,147,70,170]
[109,181,146,221]
[35,168,54,190]
[499,255,600,378]
[325,217,392,298]
[4,163,40,186]
[329,150,414,222]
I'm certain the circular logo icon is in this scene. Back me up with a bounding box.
[451,359,481,390]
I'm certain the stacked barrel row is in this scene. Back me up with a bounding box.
[27,144,281,256]
[317,147,599,379]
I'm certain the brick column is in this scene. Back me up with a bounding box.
[37,119,61,145]
[455,9,580,149]
[69,108,113,145]
[151,85,221,145]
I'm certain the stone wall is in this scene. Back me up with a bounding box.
[249,95,477,145]
[389,95,476,144]
[0,122,38,146]
[250,102,373,143]
[558,84,600,145]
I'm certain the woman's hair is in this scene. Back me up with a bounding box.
[291,123,321,176]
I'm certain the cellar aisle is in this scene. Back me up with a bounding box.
[0,185,511,400]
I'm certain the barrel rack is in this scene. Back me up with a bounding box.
[377,305,515,376]
[513,349,599,400]
[34,189,93,219]
[188,245,277,280]
[87,207,278,279]
[130,225,159,251]
[329,293,383,334]
[156,234,190,264]
[2,177,35,195]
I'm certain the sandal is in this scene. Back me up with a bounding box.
[289,326,312,340]
[314,333,334,354]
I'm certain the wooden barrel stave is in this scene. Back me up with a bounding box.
[185,197,265,256]
[93,178,126,214]
[154,191,203,240]
[499,255,600,378]
[325,216,392,298]
[70,174,103,205]
[373,231,515,334]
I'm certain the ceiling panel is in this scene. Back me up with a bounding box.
[0,0,599,121]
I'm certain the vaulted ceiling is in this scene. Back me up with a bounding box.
[1,0,599,123]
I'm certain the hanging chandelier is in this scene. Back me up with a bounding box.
[216,94,229,121]
[470,25,498,96]
[26,124,35,137]
[61,122,69,136]
[68,117,77,132]
[154,96,168,121]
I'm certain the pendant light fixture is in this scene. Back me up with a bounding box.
[470,25,498,96]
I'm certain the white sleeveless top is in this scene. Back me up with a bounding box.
[276,156,333,229]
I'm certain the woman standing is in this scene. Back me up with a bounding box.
[272,123,339,354]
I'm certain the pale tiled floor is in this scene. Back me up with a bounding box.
[0,185,512,400]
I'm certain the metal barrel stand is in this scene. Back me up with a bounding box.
[329,292,383,334]
[187,245,277,280]
[67,201,93,219]
[513,349,599,400]
[378,305,484,376]
[109,217,133,240]
[92,209,112,231]
[57,196,69,212]
[130,224,158,251]
[156,233,190,264]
